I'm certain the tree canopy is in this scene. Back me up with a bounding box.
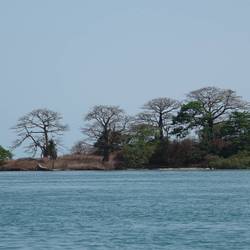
[8,86,250,169]
[83,105,129,161]
[12,108,68,158]
[174,87,248,142]
[138,97,180,140]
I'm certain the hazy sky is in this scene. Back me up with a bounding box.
[1,0,250,157]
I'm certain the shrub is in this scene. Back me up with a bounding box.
[0,146,12,165]
[208,151,250,169]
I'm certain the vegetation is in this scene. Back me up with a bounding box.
[12,108,68,158]
[0,146,12,165]
[71,140,94,155]
[137,97,180,141]
[6,86,250,170]
[122,124,157,167]
[208,151,250,169]
[173,87,246,144]
[82,105,129,162]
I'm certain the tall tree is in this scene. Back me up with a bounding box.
[12,108,68,158]
[83,105,129,161]
[174,87,248,144]
[138,97,180,141]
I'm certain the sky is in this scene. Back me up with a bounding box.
[1,0,250,158]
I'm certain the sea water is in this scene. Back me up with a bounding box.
[0,170,250,250]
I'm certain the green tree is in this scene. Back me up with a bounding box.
[0,146,12,164]
[173,101,203,137]
[123,124,157,167]
[219,111,250,155]
[173,87,248,151]
[47,139,57,160]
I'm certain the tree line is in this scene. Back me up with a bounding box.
[1,86,250,168]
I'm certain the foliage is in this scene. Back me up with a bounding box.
[221,112,250,151]
[208,151,250,169]
[94,130,125,155]
[0,146,12,164]
[173,87,247,145]
[8,86,250,169]
[47,139,57,160]
[172,101,203,137]
[150,139,206,166]
[122,125,157,167]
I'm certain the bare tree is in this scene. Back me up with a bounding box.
[12,108,68,158]
[138,97,180,140]
[189,86,248,130]
[82,105,129,161]
[71,140,94,155]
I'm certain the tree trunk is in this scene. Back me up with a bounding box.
[103,146,110,162]
[102,128,110,162]
[43,127,49,158]
[159,113,164,140]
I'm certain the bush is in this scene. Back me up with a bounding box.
[208,151,250,169]
[0,146,12,165]
[150,139,206,167]
[123,142,156,168]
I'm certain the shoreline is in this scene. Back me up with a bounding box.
[1,157,249,171]
[1,166,248,172]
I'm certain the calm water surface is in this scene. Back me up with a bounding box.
[0,170,250,250]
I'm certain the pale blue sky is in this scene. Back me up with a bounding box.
[1,0,250,157]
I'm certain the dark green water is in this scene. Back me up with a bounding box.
[0,171,250,249]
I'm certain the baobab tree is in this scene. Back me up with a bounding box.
[138,97,180,140]
[82,105,129,161]
[12,108,68,158]
[174,86,249,142]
